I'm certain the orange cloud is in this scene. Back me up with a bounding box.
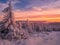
[0,7,59,22]
[14,8,60,17]
[14,8,60,22]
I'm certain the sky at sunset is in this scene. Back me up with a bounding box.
[0,0,60,22]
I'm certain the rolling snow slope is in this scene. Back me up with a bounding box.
[0,32,60,45]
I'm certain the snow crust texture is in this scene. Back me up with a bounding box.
[0,32,60,45]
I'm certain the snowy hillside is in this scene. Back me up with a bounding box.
[0,21,60,45]
[0,32,60,45]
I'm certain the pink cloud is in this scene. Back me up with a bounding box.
[14,8,60,17]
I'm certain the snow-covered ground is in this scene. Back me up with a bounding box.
[0,32,60,45]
